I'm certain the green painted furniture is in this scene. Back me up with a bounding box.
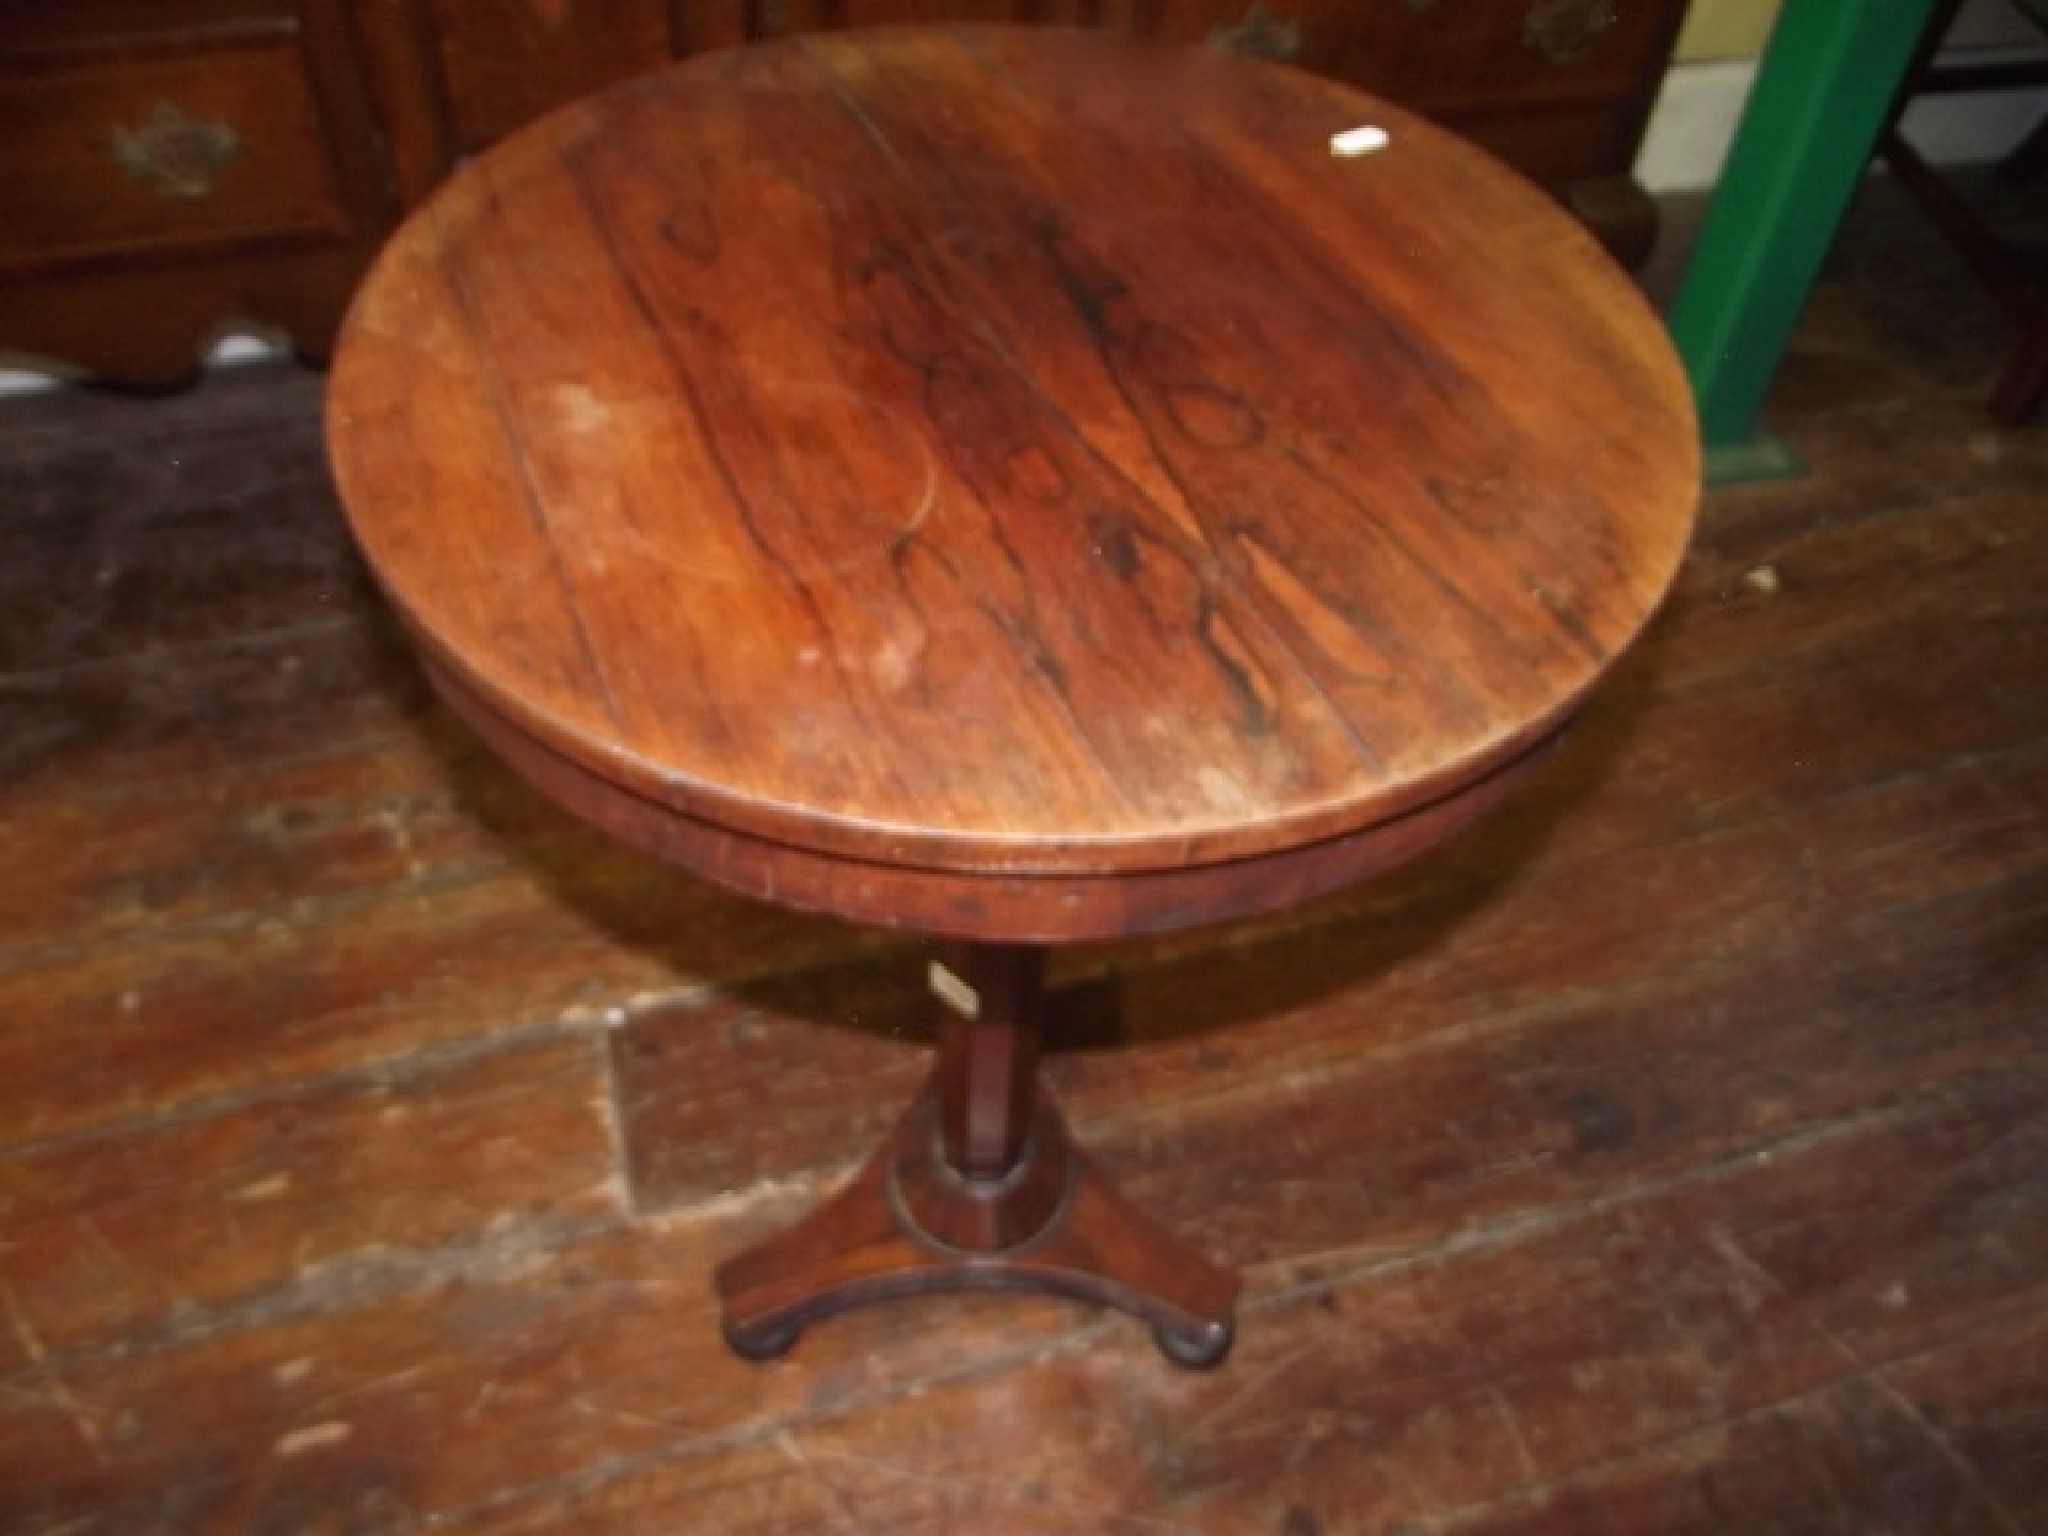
[1668,0,1939,481]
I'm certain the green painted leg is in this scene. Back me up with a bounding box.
[1667,0,1938,483]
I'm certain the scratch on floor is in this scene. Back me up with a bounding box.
[575,1392,690,1437]
[302,1362,433,1418]
[1173,1338,1321,1448]
[1706,1225,1789,1310]
[776,1429,870,1535]
[803,1440,1202,1535]
[76,1212,202,1316]
[1804,1304,2033,1536]
[1,1281,106,1463]
[1861,1370,2032,1536]
[1487,1385,1542,1484]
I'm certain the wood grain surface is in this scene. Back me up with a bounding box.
[4,166,2046,1527]
[327,26,1696,890]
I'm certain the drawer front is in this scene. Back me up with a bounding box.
[1116,0,1681,118]
[425,0,674,152]
[751,1,1098,35]
[0,39,357,277]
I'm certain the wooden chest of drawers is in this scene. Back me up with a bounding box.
[0,0,1689,385]
[0,0,395,381]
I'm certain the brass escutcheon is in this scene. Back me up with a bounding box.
[1522,0,1619,66]
[111,101,239,199]
[1211,1,1303,62]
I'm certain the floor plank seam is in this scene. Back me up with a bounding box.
[0,1010,608,1163]
[1251,1048,2048,1311]
[373,1314,1123,1536]
[1066,896,2042,1154]
[0,1210,629,1381]
[0,612,378,692]
[0,858,509,972]
[1423,1283,2048,1534]
[0,722,435,820]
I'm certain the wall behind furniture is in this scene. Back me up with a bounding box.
[1673,0,1779,62]
[1640,0,2048,190]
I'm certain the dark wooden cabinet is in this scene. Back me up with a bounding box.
[0,0,1689,385]
[0,0,397,381]
[1104,0,1686,191]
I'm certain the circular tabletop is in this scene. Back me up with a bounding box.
[327,26,1697,937]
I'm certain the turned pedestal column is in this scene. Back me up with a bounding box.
[717,943,1239,1366]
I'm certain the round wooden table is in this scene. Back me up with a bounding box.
[326,26,1698,1368]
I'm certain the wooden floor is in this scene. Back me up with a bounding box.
[3,178,2045,1534]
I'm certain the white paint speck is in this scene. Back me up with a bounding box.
[1331,124,1391,158]
[233,1174,293,1203]
[275,1420,352,1457]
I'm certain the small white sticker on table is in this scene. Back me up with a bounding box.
[1330,124,1391,158]
[929,961,981,1019]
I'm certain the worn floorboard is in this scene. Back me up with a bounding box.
[1,177,2045,1532]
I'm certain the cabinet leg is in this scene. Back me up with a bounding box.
[714,943,1239,1366]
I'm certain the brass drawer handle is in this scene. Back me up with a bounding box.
[111,102,240,200]
[1523,0,1618,66]
[1212,2,1303,62]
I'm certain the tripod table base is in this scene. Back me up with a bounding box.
[714,1074,1239,1368]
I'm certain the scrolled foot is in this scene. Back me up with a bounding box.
[722,1314,802,1362]
[715,1064,1242,1367]
[1152,1316,1234,1370]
